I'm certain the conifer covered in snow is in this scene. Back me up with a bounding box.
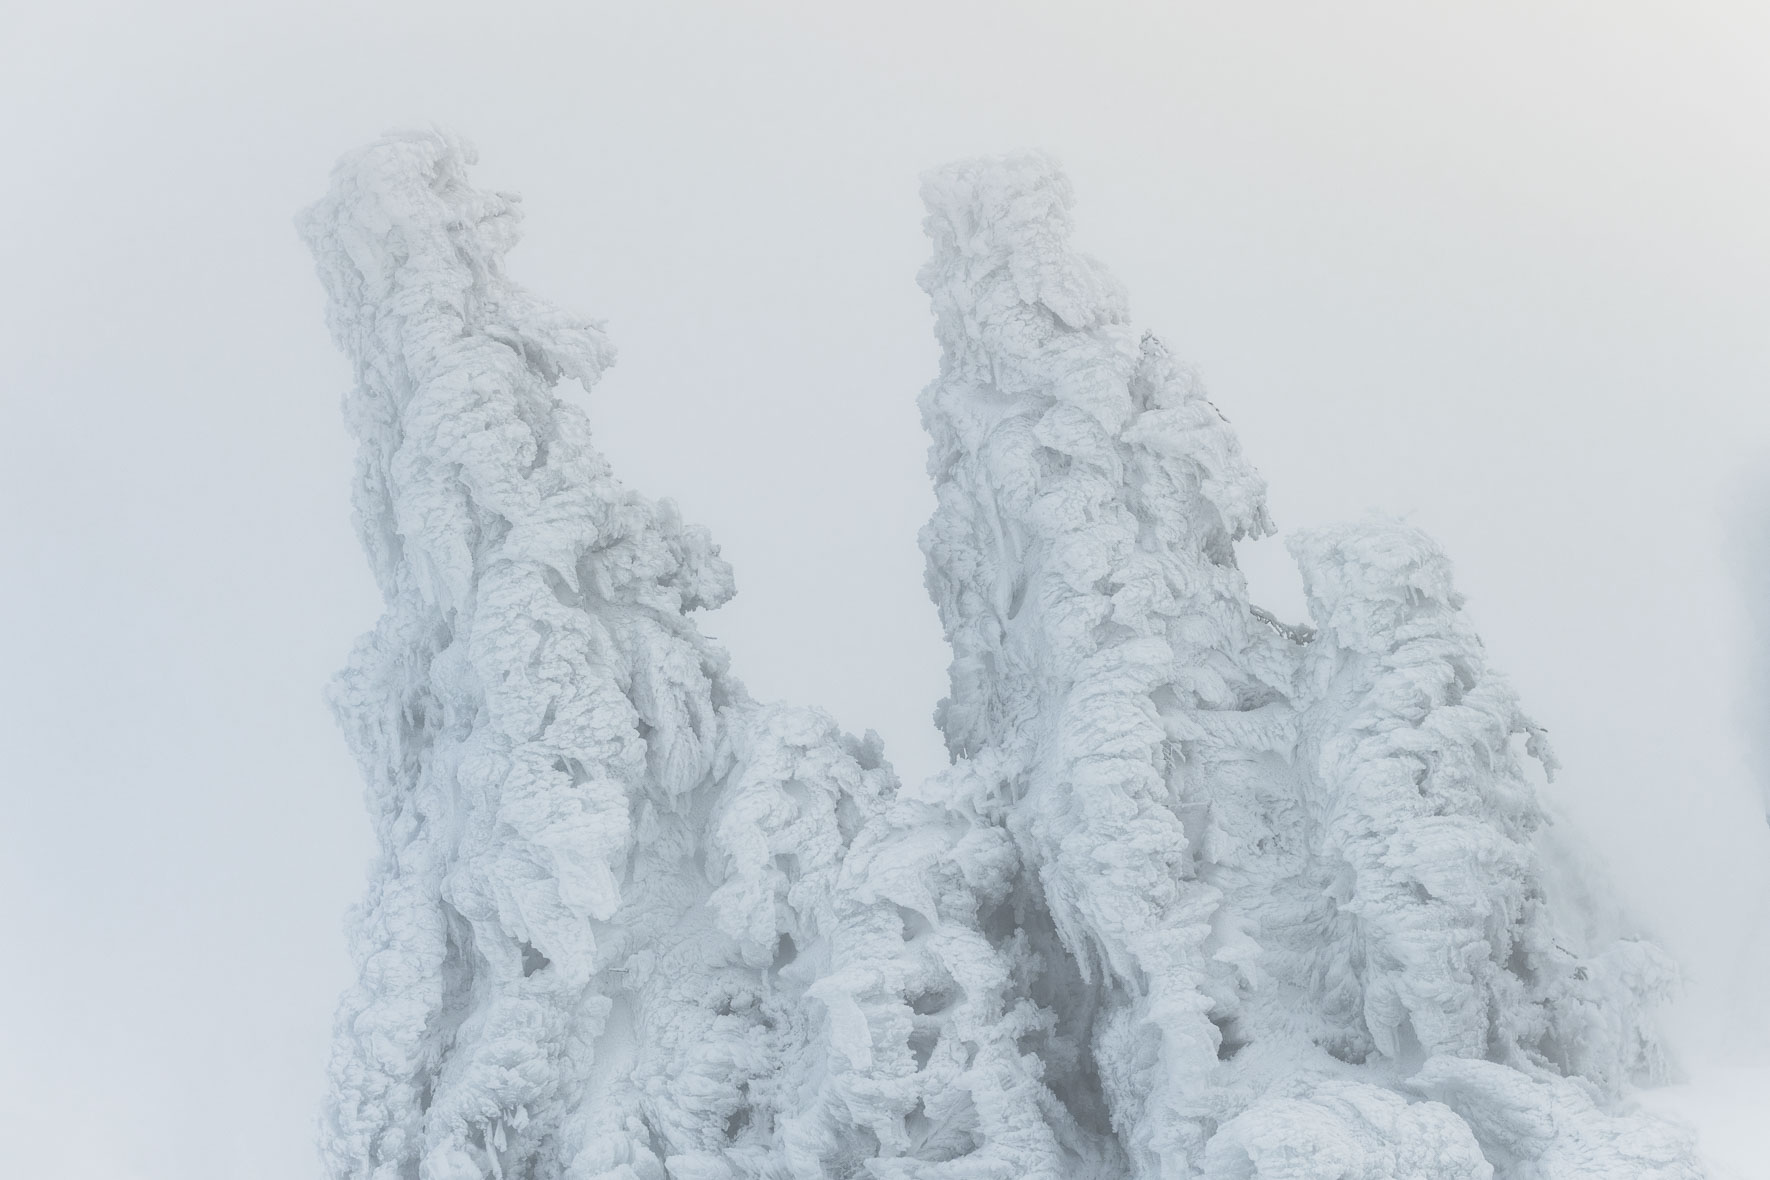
[301,131,1069,1180]
[915,153,1295,1174]
[305,133,1702,1180]
[913,153,1700,1179]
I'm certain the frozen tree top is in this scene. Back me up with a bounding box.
[303,134,1704,1180]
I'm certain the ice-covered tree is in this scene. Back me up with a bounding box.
[301,131,1082,1180]
[1279,520,1690,1176]
[916,153,1297,1174]
[915,153,1700,1179]
[303,132,1702,1180]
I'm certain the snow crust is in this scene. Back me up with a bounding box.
[303,133,1703,1179]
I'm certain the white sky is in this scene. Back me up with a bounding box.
[3,2,1768,1177]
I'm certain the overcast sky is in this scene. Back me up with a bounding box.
[3,2,1768,1177]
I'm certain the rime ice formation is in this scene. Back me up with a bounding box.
[302,132,1066,1180]
[305,134,1701,1179]
[912,154,1698,1179]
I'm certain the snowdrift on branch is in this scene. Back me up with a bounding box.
[303,132,1701,1180]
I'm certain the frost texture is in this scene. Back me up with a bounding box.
[305,135,1700,1179]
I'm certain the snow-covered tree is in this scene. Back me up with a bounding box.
[916,153,1297,1175]
[301,131,1078,1180]
[303,132,1701,1180]
[1280,520,1691,1177]
[914,153,1700,1179]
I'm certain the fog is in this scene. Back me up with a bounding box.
[2,2,1767,1176]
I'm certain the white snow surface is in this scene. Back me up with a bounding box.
[303,132,1706,1179]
